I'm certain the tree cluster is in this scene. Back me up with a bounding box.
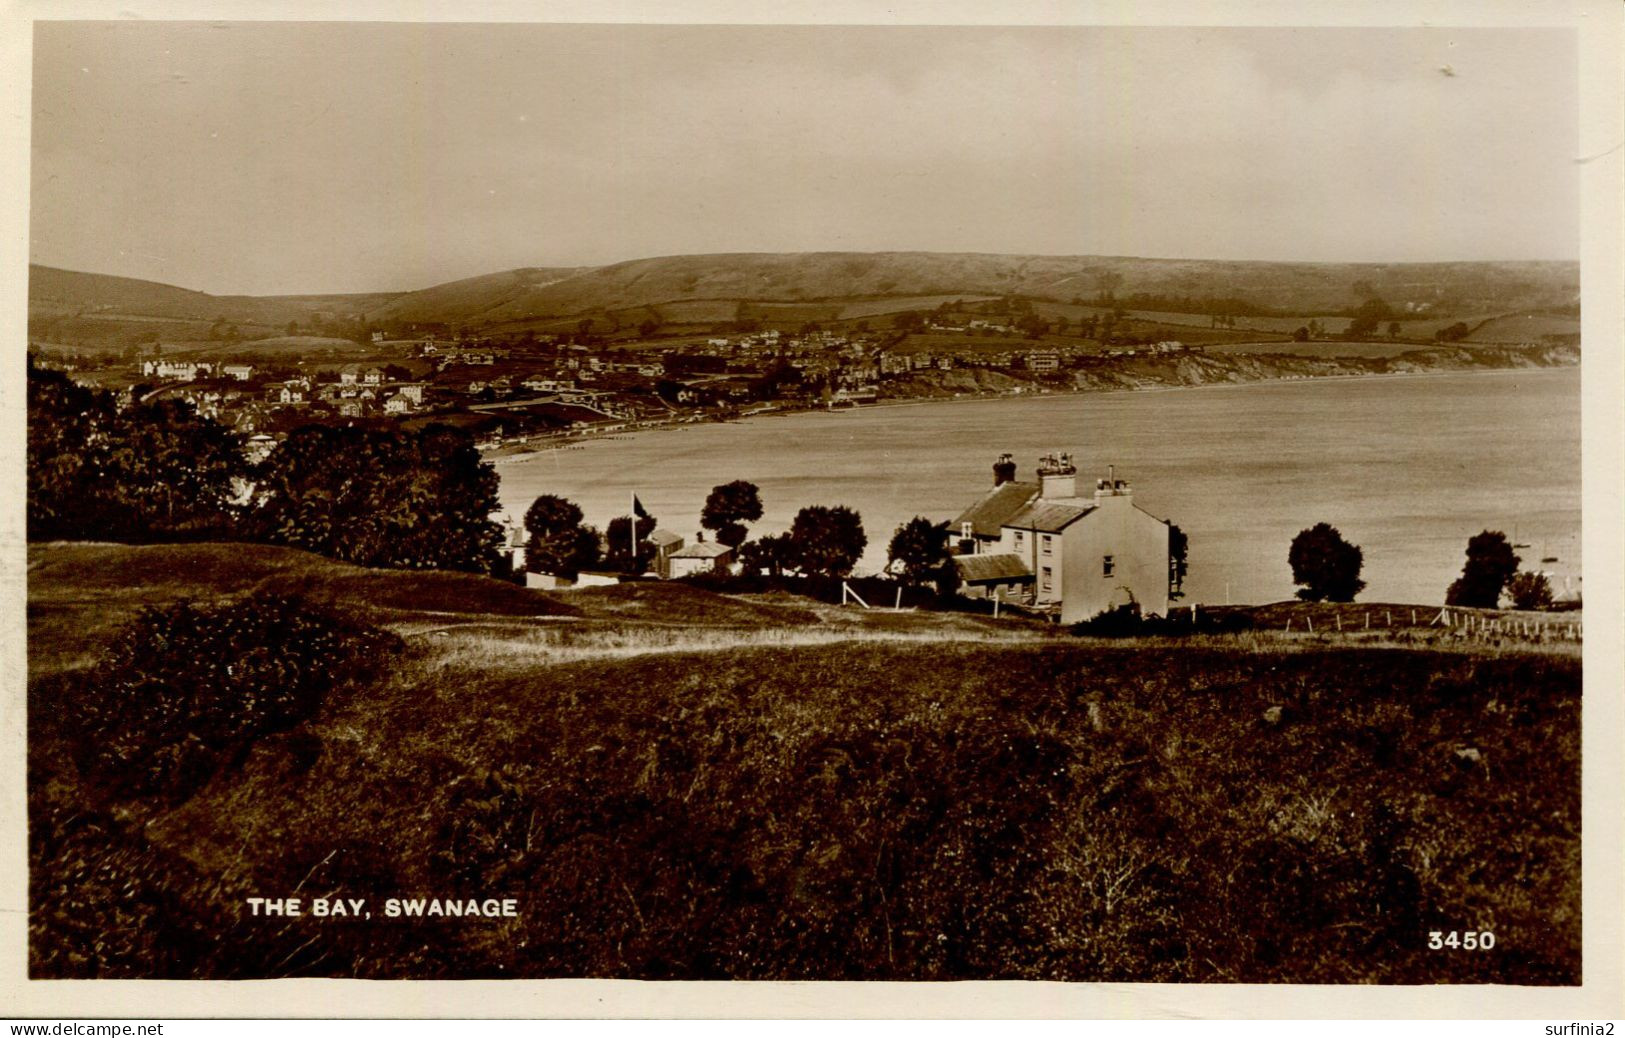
[28,360,245,542]
[246,424,506,575]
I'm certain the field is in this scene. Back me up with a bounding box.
[27,541,1580,982]
[1204,340,1441,359]
[1465,313,1582,343]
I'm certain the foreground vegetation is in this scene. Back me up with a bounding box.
[28,543,1579,982]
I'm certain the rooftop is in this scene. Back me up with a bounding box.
[1004,501,1094,534]
[951,481,1038,539]
[668,541,733,560]
[953,553,1034,584]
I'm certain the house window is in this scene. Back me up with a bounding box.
[1103,555,1115,577]
[1041,535,1053,556]
[1013,530,1024,549]
[961,521,973,540]
[1041,566,1053,592]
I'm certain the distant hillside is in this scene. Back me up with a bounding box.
[436,251,1579,324]
[30,253,1579,346]
[365,266,590,325]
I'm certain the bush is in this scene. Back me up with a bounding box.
[72,596,401,801]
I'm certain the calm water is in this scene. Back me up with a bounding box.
[494,368,1581,606]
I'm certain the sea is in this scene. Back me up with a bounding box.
[493,367,1581,607]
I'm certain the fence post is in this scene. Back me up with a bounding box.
[895,586,903,610]
[1335,614,1342,632]
[1306,616,1314,633]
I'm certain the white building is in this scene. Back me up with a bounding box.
[666,533,734,578]
[950,452,1174,622]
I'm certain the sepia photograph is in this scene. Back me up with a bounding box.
[7,0,1623,1020]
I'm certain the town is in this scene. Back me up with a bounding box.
[32,295,1239,453]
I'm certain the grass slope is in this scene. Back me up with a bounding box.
[33,255,1579,341]
[27,543,1580,982]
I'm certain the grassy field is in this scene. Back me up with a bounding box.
[1465,313,1581,343]
[27,542,1580,982]
[1205,340,1439,359]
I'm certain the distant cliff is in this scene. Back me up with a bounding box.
[879,344,1578,400]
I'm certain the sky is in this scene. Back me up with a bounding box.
[29,21,1580,296]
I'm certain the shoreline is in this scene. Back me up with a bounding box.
[487,357,1579,465]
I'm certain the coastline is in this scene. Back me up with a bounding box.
[486,351,1580,464]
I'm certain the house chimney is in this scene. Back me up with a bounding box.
[993,453,1017,486]
[1036,451,1078,500]
[1095,466,1132,503]
[695,530,705,543]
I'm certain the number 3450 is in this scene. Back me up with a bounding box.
[1429,930,1496,950]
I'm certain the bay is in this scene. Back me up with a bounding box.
[493,368,1581,607]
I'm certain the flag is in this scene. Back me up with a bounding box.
[632,494,650,519]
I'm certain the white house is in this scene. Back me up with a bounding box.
[666,533,734,578]
[950,452,1174,623]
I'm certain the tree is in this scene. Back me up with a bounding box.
[1446,531,1521,608]
[637,319,659,338]
[1292,326,1310,342]
[1506,570,1554,611]
[738,533,792,577]
[1386,321,1401,340]
[523,494,600,579]
[604,512,658,574]
[248,424,505,574]
[1168,523,1189,600]
[887,516,956,593]
[700,480,763,549]
[786,505,866,579]
[1288,523,1366,602]
[286,320,299,336]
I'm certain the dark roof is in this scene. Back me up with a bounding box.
[648,530,684,546]
[951,481,1038,539]
[1004,502,1093,533]
[953,553,1034,584]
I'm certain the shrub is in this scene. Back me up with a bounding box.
[72,595,400,801]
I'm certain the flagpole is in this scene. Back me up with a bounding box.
[630,491,636,562]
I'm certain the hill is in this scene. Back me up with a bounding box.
[26,541,1580,983]
[364,266,592,325]
[391,251,1579,326]
[31,253,1579,347]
